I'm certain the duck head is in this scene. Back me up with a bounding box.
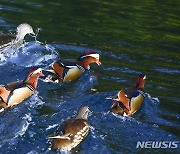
[76,105,90,120]
[24,68,44,89]
[78,52,101,70]
[134,73,146,91]
[16,23,35,41]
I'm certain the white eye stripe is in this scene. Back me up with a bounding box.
[32,68,42,75]
[81,53,100,60]
[87,54,99,59]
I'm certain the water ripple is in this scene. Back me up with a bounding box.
[0,4,23,12]
[104,66,141,74]
[153,67,180,74]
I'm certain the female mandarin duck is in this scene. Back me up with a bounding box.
[45,52,101,83]
[0,68,44,112]
[110,74,146,116]
[48,106,90,151]
[0,23,35,50]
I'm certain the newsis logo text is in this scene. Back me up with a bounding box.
[136,141,179,149]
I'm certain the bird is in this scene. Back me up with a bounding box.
[0,23,35,50]
[110,74,146,116]
[0,68,44,112]
[48,105,90,151]
[44,51,101,83]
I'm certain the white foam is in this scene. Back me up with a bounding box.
[0,42,58,67]
[59,148,70,154]
[46,124,58,131]
[28,93,45,108]
[146,93,160,105]
[15,113,32,137]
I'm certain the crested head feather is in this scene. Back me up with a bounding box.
[32,68,43,75]
[23,67,44,88]
[87,53,99,60]
[78,52,100,61]
[27,67,39,77]
[23,67,39,83]
[26,67,43,78]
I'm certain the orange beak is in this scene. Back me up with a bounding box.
[96,59,101,65]
[39,72,45,77]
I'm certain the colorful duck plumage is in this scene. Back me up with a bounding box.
[0,68,44,112]
[45,52,101,83]
[110,74,146,116]
[48,105,90,151]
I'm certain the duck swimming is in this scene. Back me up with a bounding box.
[48,105,90,151]
[0,23,35,51]
[0,68,44,112]
[110,74,146,116]
[44,51,101,83]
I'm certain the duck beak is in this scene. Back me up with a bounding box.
[40,72,45,77]
[96,59,101,65]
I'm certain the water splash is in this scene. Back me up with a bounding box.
[28,92,45,108]
[15,113,32,137]
[0,41,58,67]
[46,124,58,131]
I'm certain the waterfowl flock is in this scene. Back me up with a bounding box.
[0,23,147,152]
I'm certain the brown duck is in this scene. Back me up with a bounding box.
[0,68,44,112]
[48,105,90,151]
[110,74,146,116]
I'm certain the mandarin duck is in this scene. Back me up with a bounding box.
[0,23,35,50]
[0,68,44,112]
[44,52,101,83]
[110,74,146,116]
[48,105,90,151]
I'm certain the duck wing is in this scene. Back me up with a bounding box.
[123,87,138,99]
[52,119,88,138]
[5,80,24,91]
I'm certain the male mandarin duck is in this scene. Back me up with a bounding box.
[110,74,146,116]
[48,105,90,151]
[44,52,101,83]
[0,68,44,112]
[0,23,35,50]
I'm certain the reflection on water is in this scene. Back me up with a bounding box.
[0,0,179,153]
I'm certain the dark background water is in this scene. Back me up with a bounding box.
[0,0,179,153]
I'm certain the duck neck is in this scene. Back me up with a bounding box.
[24,75,39,90]
[134,79,145,91]
[79,57,94,70]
